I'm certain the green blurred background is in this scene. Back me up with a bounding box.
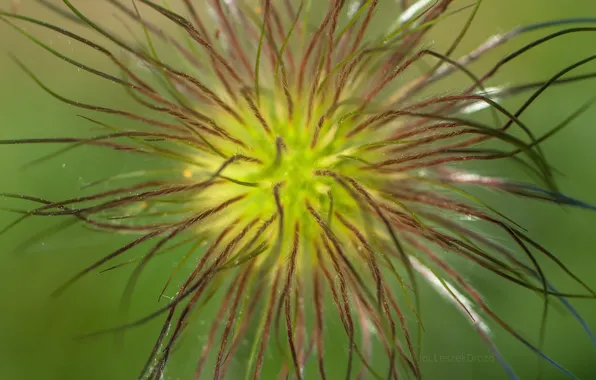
[1,1,596,379]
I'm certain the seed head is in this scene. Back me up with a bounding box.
[2,1,596,379]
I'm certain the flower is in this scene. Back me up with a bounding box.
[2,1,596,379]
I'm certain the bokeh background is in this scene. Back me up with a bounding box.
[1,1,596,379]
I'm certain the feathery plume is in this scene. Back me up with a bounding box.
[2,1,596,379]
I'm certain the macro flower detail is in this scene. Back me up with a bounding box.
[2,0,596,379]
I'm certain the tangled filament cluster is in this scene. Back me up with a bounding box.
[2,0,596,379]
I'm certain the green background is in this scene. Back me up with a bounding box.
[1,1,596,379]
